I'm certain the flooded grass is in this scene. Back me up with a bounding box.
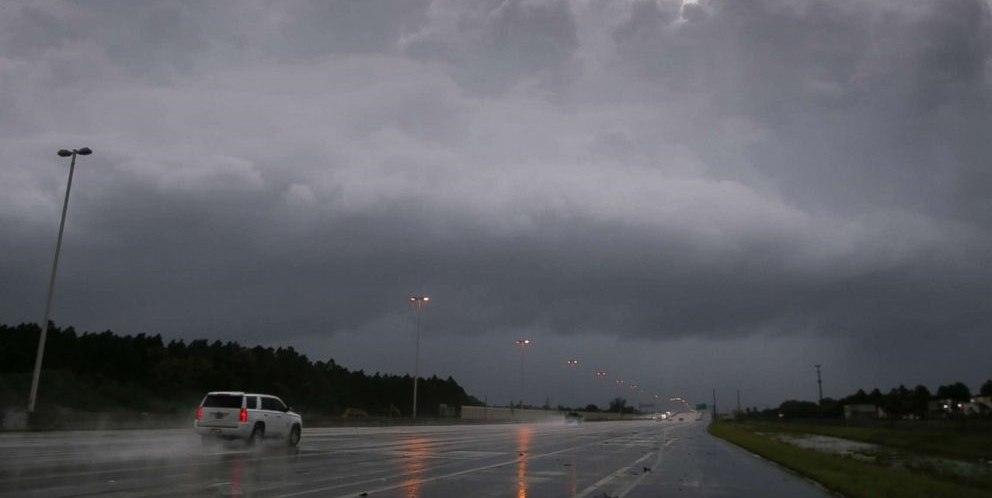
[709,421,992,498]
[742,419,992,462]
[768,432,992,488]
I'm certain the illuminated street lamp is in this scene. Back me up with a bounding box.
[515,339,531,407]
[28,147,92,413]
[565,359,579,408]
[409,295,430,418]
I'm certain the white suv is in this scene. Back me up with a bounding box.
[194,391,302,446]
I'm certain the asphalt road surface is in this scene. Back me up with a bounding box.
[0,414,833,497]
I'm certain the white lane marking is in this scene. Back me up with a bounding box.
[575,427,671,498]
[616,445,666,497]
[574,451,656,498]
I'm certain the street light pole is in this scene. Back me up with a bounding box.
[409,295,430,418]
[515,339,531,408]
[595,371,607,411]
[815,364,823,404]
[615,379,625,418]
[566,359,578,409]
[28,147,92,413]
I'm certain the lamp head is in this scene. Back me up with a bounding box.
[77,147,92,155]
[57,149,73,157]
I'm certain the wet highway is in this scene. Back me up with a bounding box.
[0,415,832,497]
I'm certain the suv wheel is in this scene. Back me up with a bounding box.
[288,425,301,447]
[249,423,265,445]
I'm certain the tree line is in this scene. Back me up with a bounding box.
[740,380,992,420]
[0,322,483,416]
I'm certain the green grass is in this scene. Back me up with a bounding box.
[709,421,992,498]
[738,420,992,462]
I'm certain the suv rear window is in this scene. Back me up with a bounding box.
[261,397,285,411]
[202,394,243,408]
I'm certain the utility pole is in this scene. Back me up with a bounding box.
[712,388,717,419]
[815,364,823,404]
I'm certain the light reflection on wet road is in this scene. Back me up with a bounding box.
[0,416,832,497]
[516,426,531,498]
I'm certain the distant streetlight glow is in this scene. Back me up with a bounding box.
[409,295,430,418]
[28,147,92,413]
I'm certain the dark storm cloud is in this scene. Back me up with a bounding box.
[2,0,991,406]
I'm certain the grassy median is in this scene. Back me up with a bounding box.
[708,421,992,498]
[737,419,992,462]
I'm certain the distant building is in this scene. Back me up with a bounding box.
[964,396,991,416]
[929,399,953,416]
[928,398,991,417]
[844,404,884,419]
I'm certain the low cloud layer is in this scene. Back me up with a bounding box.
[2,0,990,407]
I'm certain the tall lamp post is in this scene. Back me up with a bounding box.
[595,371,607,411]
[615,379,625,418]
[815,364,823,404]
[565,359,579,409]
[515,339,531,408]
[409,295,430,418]
[28,147,92,413]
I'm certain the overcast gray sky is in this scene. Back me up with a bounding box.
[2,0,990,411]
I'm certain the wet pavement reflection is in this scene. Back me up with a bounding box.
[516,426,532,498]
[0,418,835,497]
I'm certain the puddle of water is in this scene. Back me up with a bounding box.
[767,432,992,483]
[770,433,878,456]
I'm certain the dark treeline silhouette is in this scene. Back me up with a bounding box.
[739,380,992,420]
[0,323,483,416]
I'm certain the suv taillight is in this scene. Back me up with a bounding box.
[196,407,203,421]
[239,408,247,423]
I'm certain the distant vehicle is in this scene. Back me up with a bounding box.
[651,413,668,421]
[194,391,302,446]
[564,412,584,425]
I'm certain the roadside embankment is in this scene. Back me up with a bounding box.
[708,420,992,498]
